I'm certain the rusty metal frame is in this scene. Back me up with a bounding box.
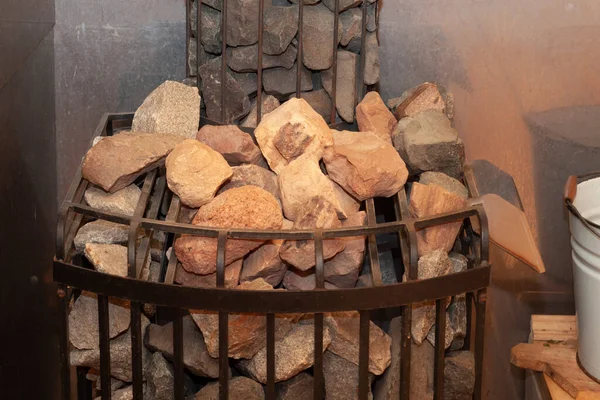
[54,113,490,399]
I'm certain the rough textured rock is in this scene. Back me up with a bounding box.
[419,171,468,200]
[322,50,357,122]
[217,164,280,205]
[174,186,283,275]
[84,184,141,217]
[74,220,129,253]
[364,33,380,85]
[232,70,259,97]
[280,197,346,270]
[324,351,373,400]
[255,98,333,175]
[390,82,446,120]
[241,242,288,286]
[444,351,475,400]
[324,211,366,288]
[275,372,313,400]
[132,81,200,139]
[241,94,281,128]
[84,244,128,277]
[82,132,182,193]
[373,316,401,400]
[327,311,391,375]
[366,3,377,32]
[199,57,252,123]
[227,0,260,46]
[323,130,408,201]
[146,316,220,378]
[333,183,361,217]
[290,89,333,120]
[196,124,263,166]
[195,376,265,400]
[323,0,373,12]
[87,371,126,392]
[196,3,222,54]
[69,292,130,350]
[282,268,340,291]
[237,322,332,383]
[70,315,150,382]
[227,43,297,72]
[188,38,218,77]
[264,63,313,99]
[278,156,345,220]
[302,4,343,70]
[174,259,242,288]
[165,139,233,208]
[145,352,174,400]
[264,6,299,55]
[191,279,294,359]
[410,250,453,344]
[340,8,362,47]
[93,385,138,400]
[355,92,396,142]
[289,0,320,4]
[410,341,435,400]
[392,110,464,178]
[409,182,466,256]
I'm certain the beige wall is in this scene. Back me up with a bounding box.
[380,0,600,285]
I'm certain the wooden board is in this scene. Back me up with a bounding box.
[531,315,578,342]
[545,374,575,400]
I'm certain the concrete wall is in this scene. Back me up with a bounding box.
[54,0,186,198]
[380,0,600,286]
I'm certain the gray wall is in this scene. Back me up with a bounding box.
[0,0,58,397]
[380,0,600,286]
[54,0,186,198]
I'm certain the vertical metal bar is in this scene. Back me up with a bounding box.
[196,0,202,91]
[220,0,228,122]
[131,302,143,399]
[76,367,92,400]
[266,313,276,400]
[57,285,71,400]
[365,198,382,286]
[358,310,370,400]
[433,299,446,400]
[296,0,304,98]
[98,295,111,400]
[314,231,324,399]
[186,0,191,77]
[256,0,265,124]
[173,309,185,400]
[217,231,229,399]
[330,0,339,124]
[473,289,487,400]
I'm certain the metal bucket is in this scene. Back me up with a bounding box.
[565,173,600,380]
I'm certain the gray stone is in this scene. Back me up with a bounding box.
[323,0,375,12]
[288,0,320,5]
[302,4,343,70]
[227,43,297,73]
[410,341,435,400]
[289,89,332,120]
[237,322,332,383]
[146,352,174,400]
[150,231,167,263]
[132,81,201,139]
[364,33,380,85]
[241,94,281,128]
[199,57,252,123]
[264,63,313,99]
[340,8,361,47]
[322,50,357,122]
[327,311,391,375]
[324,351,373,400]
[232,70,259,97]
[146,315,220,378]
[84,244,128,277]
[264,6,299,55]
[188,38,218,77]
[324,211,366,288]
[84,184,141,217]
[444,352,475,400]
[227,0,260,46]
[86,371,126,392]
[419,171,468,200]
[74,220,129,253]
[275,372,313,400]
[392,110,464,178]
[69,292,130,350]
[203,0,223,10]
[198,3,222,54]
[373,316,401,400]
[196,124,264,166]
[195,376,265,400]
[217,164,281,206]
[366,3,377,32]
[344,36,362,54]
[142,261,161,317]
[70,315,150,382]
[241,242,288,286]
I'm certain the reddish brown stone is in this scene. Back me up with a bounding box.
[391,82,446,120]
[196,125,264,166]
[324,211,366,288]
[174,259,242,288]
[356,92,396,143]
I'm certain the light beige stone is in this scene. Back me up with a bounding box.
[356,92,396,143]
[390,82,446,120]
[84,244,128,277]
[84,185,141,217]
[241,94,281,128]
[165,139,233,208]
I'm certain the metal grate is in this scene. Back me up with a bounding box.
[54,113,490,399]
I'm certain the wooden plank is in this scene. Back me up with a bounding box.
[545,374,575,400]
[511,342,600,398]
[531,315,578,342]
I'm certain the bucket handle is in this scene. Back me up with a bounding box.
[564,173,600,240]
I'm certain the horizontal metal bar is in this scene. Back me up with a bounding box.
[54,260,490,313]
